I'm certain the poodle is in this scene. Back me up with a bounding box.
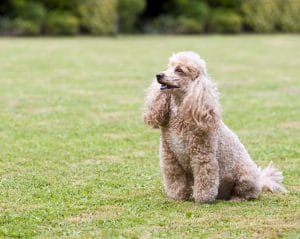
[143,51,286,203]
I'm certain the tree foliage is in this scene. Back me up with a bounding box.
[0,0,299,35]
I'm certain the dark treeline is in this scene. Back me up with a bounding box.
[0,0,299,35]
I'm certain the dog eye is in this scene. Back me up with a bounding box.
[175,68,184,74]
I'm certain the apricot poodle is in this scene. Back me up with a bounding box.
[143,51,286,203]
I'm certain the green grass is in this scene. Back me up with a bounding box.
[0,35,299,238]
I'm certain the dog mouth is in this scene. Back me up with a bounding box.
[159,83,180,90]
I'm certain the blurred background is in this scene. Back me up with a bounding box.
[0,0,299,36]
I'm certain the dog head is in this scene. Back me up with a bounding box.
[156,51,220,131]
[156,51,207,93]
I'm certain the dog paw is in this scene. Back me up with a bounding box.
[193,192,216,203]
[167,187,191,201]
[229,196,245,202]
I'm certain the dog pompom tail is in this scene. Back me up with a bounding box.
[258,162,287,193]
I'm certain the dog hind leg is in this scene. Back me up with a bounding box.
[231,175,261,201]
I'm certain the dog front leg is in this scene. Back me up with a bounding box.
[160,143,192,200]
[191,153,219,203]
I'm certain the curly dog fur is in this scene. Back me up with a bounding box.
[143,51,286,203]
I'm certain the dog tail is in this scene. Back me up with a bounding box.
[258,162,287,193]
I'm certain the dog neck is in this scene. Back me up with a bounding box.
[171,88,189,107]
[171,92,184,107]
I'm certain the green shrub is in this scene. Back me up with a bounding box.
[278,0,300,32]
[0,17,40,35]
[0,17,13,34]
[44,11,79,35]
[19,1,46,23]
[3,1,46,21]
[118,0,146,32]
[37,0,80,11]
[242,0,279,33]
[0,1,45,34]
[143,15,203,34]
[177,16,204,34]
[12,18,40,35]
[145,0,207,34]
[207,0,242,9]
[78,0,117,35]
[208,9,242,33]
[173,0,210,21]
[143,15,175,34]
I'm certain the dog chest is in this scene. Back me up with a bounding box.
[167,131,191,172]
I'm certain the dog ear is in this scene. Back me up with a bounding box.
[180,75,221,131]
[143,80,171,128]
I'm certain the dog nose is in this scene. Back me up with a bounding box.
[156,73,164,81]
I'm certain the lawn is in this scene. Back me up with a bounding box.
[0,35,299,238]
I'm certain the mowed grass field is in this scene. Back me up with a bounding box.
[0,35,299,238]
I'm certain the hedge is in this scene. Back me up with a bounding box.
[208,9,242,33]
[44,11,79,35]
[0,0,299,35]
[118,0,146,32]
[78,0,117,35]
